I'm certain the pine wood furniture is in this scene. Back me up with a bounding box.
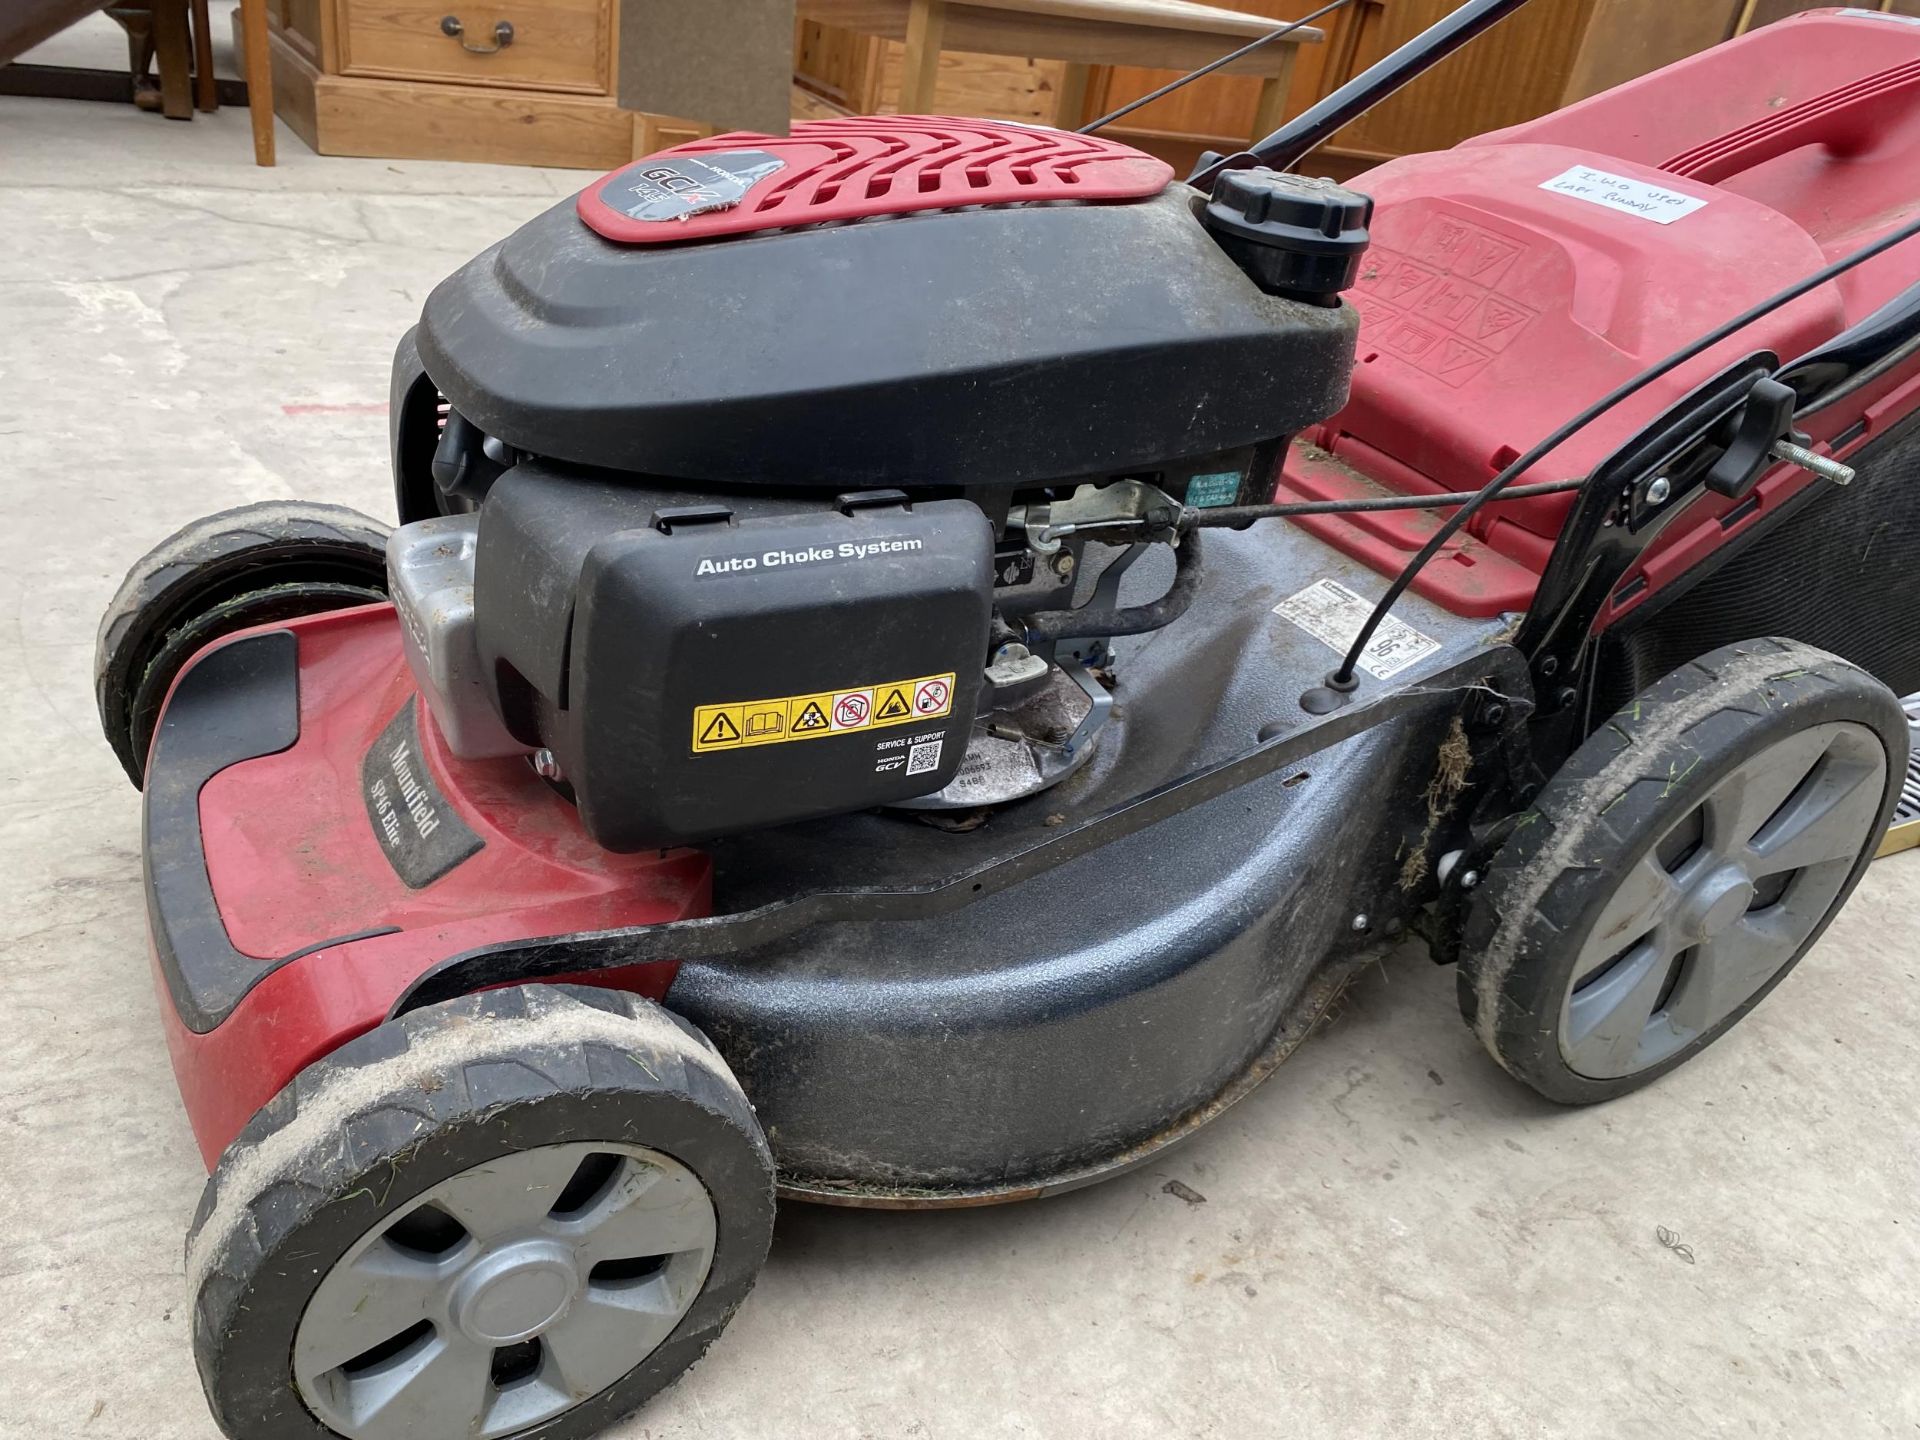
[801,0,1920,177]
[254,0,1313,172]
[251,0,1920,173]
[796,0,1320,141]
[254,0,642,168]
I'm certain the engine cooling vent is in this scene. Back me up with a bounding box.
[577,116,1173,245]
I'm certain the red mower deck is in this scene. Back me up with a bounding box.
[145,606,708,1162]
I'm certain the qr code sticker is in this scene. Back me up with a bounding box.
[906,738,943,776]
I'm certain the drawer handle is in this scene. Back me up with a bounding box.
[439,15,514,53]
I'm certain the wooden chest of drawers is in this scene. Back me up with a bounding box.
[336,0,612,93]
[258,0,650,167]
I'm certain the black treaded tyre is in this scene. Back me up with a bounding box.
[186,984,775,1440]
[1459,637,1907,1105]
[95,500,391,786]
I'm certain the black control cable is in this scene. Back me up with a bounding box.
[1077,0,1352,137]
[1300,211,1920,689]
[1184,476,1585,526]
[1190,0,1533,184]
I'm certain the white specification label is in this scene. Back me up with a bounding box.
[1274,578,1441,680]
[1539,165,1708,225]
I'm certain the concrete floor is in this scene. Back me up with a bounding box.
[4,86,1920,1440]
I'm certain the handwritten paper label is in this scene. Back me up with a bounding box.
[1539,166,1708,226]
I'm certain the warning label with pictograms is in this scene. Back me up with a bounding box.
[697,710,744,747]
[692,672,956,753]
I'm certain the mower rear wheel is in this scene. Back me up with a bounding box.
[1459,638,1905,1104]
[186,985,774,1440]
[95,500,392,786]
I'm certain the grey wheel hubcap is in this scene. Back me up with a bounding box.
[1559,720,1886,1080]
[294,1142,717,1440]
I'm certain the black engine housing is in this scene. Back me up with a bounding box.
[476,466,994,850]
[389,175,1366,850]
[406,186,1357,492]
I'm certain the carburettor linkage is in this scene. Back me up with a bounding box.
[1007,479,1185,555]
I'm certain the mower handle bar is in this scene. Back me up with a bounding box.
[1190,0,1537,189]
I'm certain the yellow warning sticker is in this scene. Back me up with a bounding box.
[692,672,956,753]
[697,709,743,747]
[741,700,787,742]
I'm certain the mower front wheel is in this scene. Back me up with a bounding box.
[95,500,393,786]
[186,985,775,1440]
[1459,638,1906,1104]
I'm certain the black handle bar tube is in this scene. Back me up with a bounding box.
[1190,0,1537,189]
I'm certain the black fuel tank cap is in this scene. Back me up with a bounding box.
[1202,170,1373,305]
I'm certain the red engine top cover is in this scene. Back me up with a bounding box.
[578,115,1173,244]
[1281,8,1920,617]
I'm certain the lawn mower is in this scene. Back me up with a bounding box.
[93,3,1920,1436]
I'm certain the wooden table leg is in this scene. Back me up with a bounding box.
[153,0,194,119]
[190,0,217,111]
[1251,48,1296,146]
[898,0,945,114]
[1053,59,1090,129]
[238,0,275,165]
